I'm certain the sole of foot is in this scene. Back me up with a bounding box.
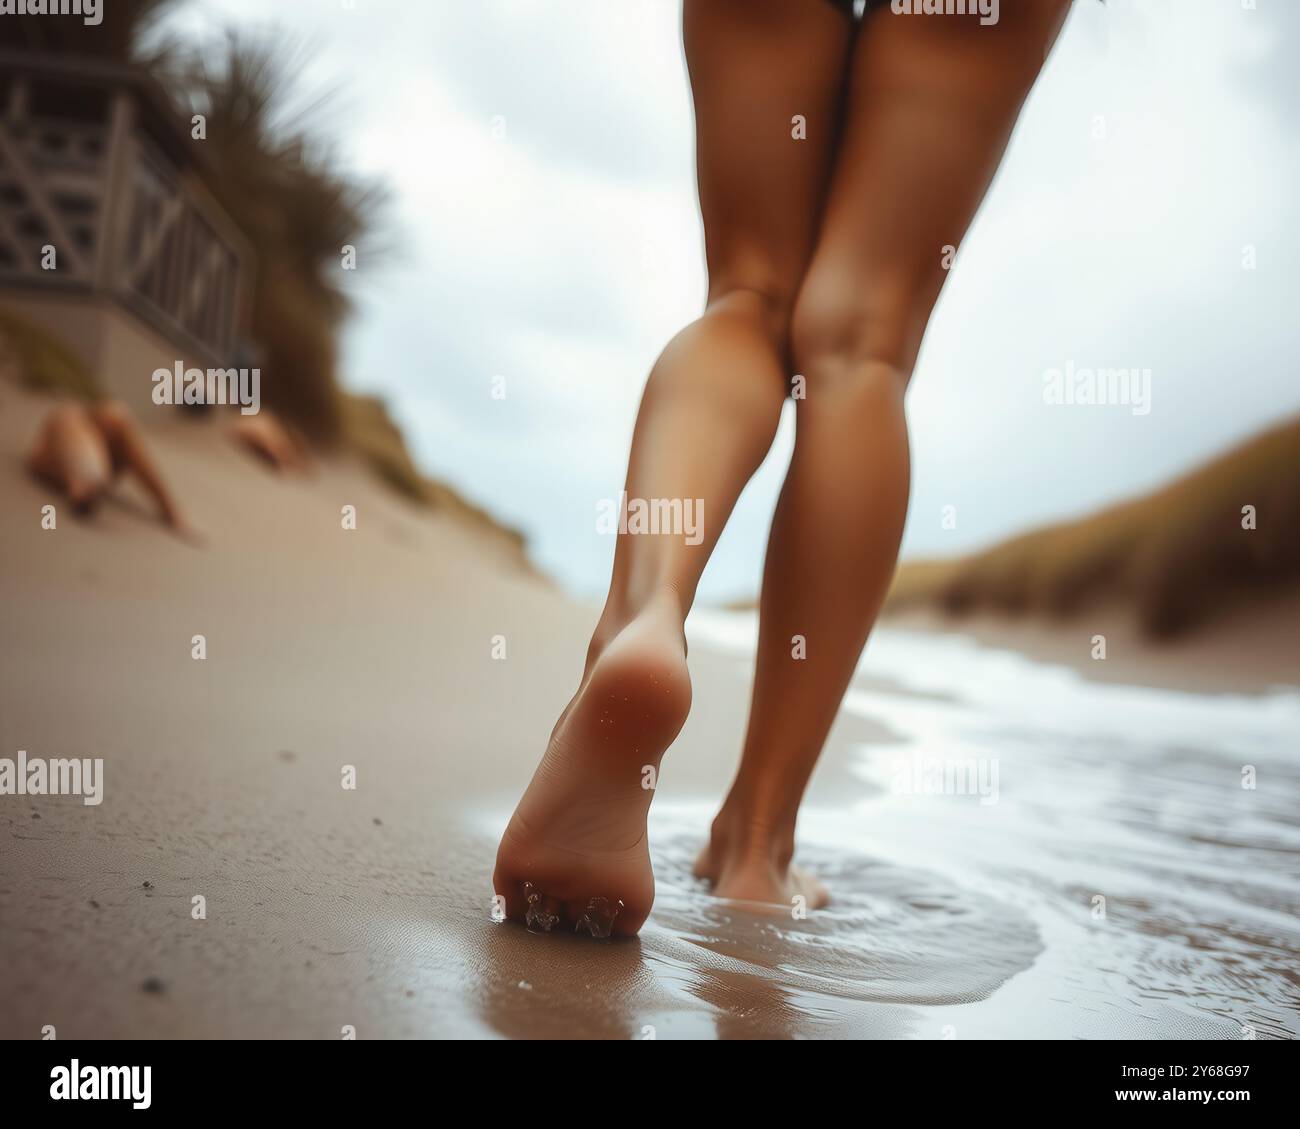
[493,598,691,938]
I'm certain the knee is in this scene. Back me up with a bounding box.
[789,275,918,397]
[705,276,798,349]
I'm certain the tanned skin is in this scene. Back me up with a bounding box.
[495,0,1074,936]
[27,401,198,541]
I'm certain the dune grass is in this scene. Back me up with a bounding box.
[886,417,1300,638]
[339,391,528,562]
[157,34,390,445]
[0,309,101,402]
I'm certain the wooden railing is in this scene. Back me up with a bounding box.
[0,79,245,364]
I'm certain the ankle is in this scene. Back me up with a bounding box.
[709,802,796,871]
[589,584,685,662]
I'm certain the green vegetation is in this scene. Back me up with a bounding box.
[886,417,1300,638]
[0,309,101,401]
[339,392,527,555]
[158,33,389,442]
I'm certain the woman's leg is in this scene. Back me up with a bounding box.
[494,0,854,936]
[698,0,1074,904]
[90,402,194,536]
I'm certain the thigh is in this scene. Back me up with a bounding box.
[793,0,1073,371]
[684,0,855,309]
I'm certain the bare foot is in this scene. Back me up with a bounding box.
[693,811,829,910]
[493,593,691,937]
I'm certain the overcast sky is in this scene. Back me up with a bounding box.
[164,0,1300,603]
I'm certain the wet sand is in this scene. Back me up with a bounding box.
[2,390,1296,1039]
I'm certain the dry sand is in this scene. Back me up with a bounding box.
[2,388,1296,1040]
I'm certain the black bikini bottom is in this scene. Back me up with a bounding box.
[826,0,887,18]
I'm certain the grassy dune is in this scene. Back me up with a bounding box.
[886,417,1300,638]
[0,309,101,402]
[338,391,530,566]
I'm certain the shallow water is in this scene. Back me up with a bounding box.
[633,615,1300,1040]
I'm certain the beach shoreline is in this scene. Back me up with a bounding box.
[2,390,1296,1040]
[880,601,1300,697]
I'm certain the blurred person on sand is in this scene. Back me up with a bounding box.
[228,412,315,475]
[26,401,198,542]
